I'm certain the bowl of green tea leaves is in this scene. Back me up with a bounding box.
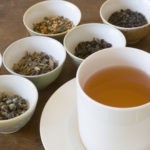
[3,36,66,90]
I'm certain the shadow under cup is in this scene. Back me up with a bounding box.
[76,47,150,150]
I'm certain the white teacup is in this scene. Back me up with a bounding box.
[76,47,150,150]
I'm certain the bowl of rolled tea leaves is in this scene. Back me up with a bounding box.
[0,75,38,134]
[100,0,150,43]
[3,36,66,90]
[64,23,126,67]
[23,0,81,41]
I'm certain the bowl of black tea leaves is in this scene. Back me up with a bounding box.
[100,0,150,43]
[64,23,126,67]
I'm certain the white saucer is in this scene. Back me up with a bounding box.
[40,78,85,150]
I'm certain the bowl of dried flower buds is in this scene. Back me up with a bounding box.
[23,0,81,41]
[64,23,126,67]
[3,36,66,90]
[0,75,38,134]
[100,0,150,43]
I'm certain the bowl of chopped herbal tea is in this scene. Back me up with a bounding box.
[100,0,150,43]
[23,0,81,41]
[0,75,38,134]
[3,36,66,90]
[64,23,126,67]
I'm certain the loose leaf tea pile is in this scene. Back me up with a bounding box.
[108,9,147,28]
[13,52,57,75]
[33,16,74,34]
[0,93,28,120]
[74,38,112,59]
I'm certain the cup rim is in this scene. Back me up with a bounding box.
[0,75,38,123]
[23,0,82,37]
[3,36,66,78]
[76,47,150,111]
[100,0,150,30]
[64,23,126,62]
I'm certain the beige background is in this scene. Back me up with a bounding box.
[0,0,150,149]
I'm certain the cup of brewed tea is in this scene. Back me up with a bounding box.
[76,47,150,150]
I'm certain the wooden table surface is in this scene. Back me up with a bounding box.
[0,0,150,149]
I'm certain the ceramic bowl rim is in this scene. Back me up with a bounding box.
[0,53,2,68]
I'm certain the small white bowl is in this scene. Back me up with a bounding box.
[100,0,150,43]
[0,75,38,134]
[64,23,126,67]
[3,36,66,90]
[0,53,2,69]
[23,0,81,41]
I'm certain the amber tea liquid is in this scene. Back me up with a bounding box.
[83,66,150,108]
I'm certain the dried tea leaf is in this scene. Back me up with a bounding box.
[33,16,74,34]
[12,51,58,75]
[0,93,28,120]
[75,38,112,59]
[108,9,147,28]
